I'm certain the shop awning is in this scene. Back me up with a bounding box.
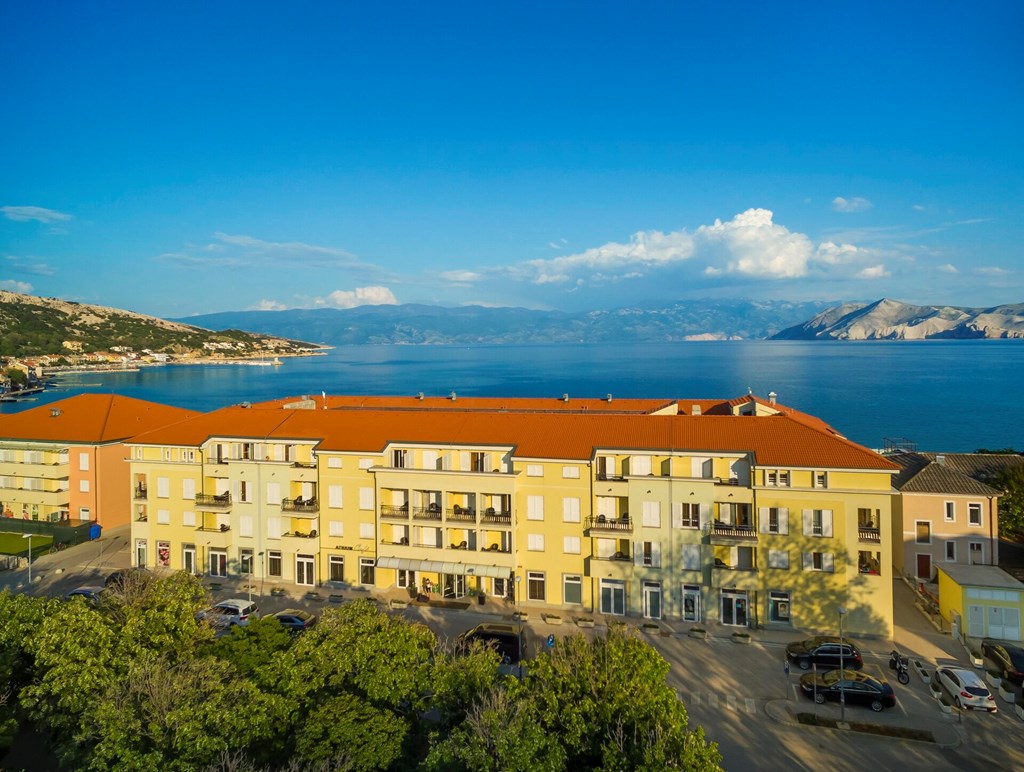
[376,556,511,579]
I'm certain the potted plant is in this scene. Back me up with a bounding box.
[575,617,595,629]
[731,631,752,644]
[929,680,942,700]
[688,626,708,640]
[969,648,984,668]
[998,679,1016,704]
[985,668,1002,689]
[939,695,954,714]
[1015,696,1024,721]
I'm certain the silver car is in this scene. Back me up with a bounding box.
[935,667,997,712]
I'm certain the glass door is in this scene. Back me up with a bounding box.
[183,545,196,575]
[296,554,315,586]
[682,585,701,622]
[209,549,227,577]
[643,581,662,620]
[721,590,748,627]
[600,579,626,615]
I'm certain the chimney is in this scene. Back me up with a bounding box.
[50,407,62,418]
[936,455,946,465]
[606,393,613,403]
[768,391,777,405]
[417,392,425,401]
[562,393,569,403]
[449,391,457,401]
[691,404,701,416]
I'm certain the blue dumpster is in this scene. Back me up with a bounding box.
[89,523,102,541]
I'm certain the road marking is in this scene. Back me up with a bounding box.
[791,684,801,701]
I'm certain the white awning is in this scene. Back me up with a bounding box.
[376,556,511,579]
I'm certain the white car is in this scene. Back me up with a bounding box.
[198,598,260,630]
[935,667,997,712]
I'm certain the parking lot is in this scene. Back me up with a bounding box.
[4,528,1023,771]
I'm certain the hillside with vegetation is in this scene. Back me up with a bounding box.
[0,291,322,359]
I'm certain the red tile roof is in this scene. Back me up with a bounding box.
[254,394,678,414]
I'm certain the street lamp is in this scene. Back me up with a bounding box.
[258,551,265,601]
[515,575,523,681]
[22,533,33,586]
[838,605,847,722]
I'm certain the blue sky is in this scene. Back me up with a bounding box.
[2,2,1021,318]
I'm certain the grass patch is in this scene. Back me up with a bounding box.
[796,713,935,742]
[0,532,52,557]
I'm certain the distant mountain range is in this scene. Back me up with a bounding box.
[771,299,1024,340]
[173,300,836,345]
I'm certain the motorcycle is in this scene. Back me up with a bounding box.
[889,649,911,684]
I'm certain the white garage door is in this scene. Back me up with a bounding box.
[987,606,1021,642]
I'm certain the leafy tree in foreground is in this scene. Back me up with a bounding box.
[992,463,1024,539]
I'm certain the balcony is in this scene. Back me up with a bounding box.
[195,524,232,548]
[593,551,632,562]
[133,485,148,501]
[292,460,317,469]
[195,493,232,510]
[380,504,409,520]
[281,496,319,514]
[585,514,633,533]
[447,507,477,523]
[480,508,511,526]
[707,521,758,543]
[711,561,759,589]
[480,542,511,554]
[413,506,443,522]
[281,531,321,553]
[858,527,881,543]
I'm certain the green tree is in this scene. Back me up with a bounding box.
[0,593,58,750]
[294,692,408,769]
[209,615,295,680]
[992,463,1024,539]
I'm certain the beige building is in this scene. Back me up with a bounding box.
[125,392,900,637]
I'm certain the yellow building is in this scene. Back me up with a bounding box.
[937,564,1023,642]
[126,393,899,637]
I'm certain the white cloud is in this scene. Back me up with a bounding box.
[0,279,33,293]
[814,241,863,265]
[1,205,73,223]
[440,270,482,283]
[938,263,958,273]
[856,264,890,279]
[912,204,926,212]
[694,209,814,278]
[832,196,873,213]
[212,232,356,260]
[314,286,398,308]
[3,255,56,276]
[252,299,288,311]
[975,266,1009,276]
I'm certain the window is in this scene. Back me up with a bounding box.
[858,550,881,574]
[562,497,581,522]
[79,452,90,471]
[768,550,790,569]
[392,449,407,468]
[79,507,91,520]
[802,509,833,537]
[760,507,789,535]
[641,501,661,528]
[639,541,661,567]
[266,482,280,504]
[471,452,490,472]
[328,485,343,508]
[329,555,344,582]
[527,533,545,551]
[673,503,700,529]
[359,487,374,510]
[329,520,343,537]
[944,501,956,522]
[769,591,791,623]
[239,515,253,537]
[527,495,544,521]
[79,479,90,493]
[526,464,543,477]
[562,465,580,479]
[360,558,375,585]
[968,503,982,527]
[527,571,546,601]
[814,472,827,488]
[946,540,956,562]
[680,544,701,571]
[240,549,253,575]
[238,481,250,503]
[969,541,983,564]
[267,517,281,539]
[915,521,931,544]
[630,456,652,476]
[359,458,374,470]
[182,478,196,500]
[268,550,282,577]
[359,522,374,539]
[563,536,581,554]
[803,552,834,572]
[157,509,170,525]
[328,457,342,469]
[182,510,196,527]
[779,471,790,486]
[563,574,582,605]
[156,477,170,498]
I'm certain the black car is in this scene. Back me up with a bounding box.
[786,636,863,671]
[270,609,318,633]
[981,639,1024,684]
[799,669,896,712]
[456,623,530,665]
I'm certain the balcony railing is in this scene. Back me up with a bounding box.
[413,507,443,521]
[480,508,511,525]
[292,461,317,469]
[593,551,632,562]
[195,493,232,509]
[281,497,318,513]
[133,486,148,500]
[380,504,409,519]
[585,515,633,532]
[282,530,318,539]
[858,527,881,542]
[447,508,477,523]
[481,542,511,553]
[708,522,758,539]
[196,523,231,533]
[596,472,625,482]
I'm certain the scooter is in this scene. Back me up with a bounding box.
[889,649,911,684]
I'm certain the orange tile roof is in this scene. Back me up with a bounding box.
[130,404,896,471]
[253,394,678,414]
[0,394,199,444]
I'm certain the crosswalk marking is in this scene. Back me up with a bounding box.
[681,692,756,714]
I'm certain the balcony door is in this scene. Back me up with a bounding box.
[642,581,662,620]
[296,554,315,586]
[600,579,626,616]
[682,585,702,622]
[720,589,748,627]
[208,549,227,577]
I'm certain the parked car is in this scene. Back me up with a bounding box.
[785,636,863,671]
[456,623,531,665]
[935,667,997,712]
[799,669,896,712]
[198,598,260,630]
[64,585,104,604]
[981,639,1024,685]
[270,608,318,633]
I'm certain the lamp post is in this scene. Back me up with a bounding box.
[22,533,33,586]
[838,605,847,722]
[515,574,523,681]
[259,551,265,602]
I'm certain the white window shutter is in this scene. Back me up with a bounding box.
[779,508,789,535]
[698,503,708,530]
[239,515,253,538]
[267,517,281,539]
[634,543,645,566]
[758,507,770,534]
[328,485,343,508]
[823,553,835,573]
[422,450,438,470]
[823,510,834,538]
[652,541,662,567]
[267,482,280,504]
[802,552,812,570]
[802,509,813,536]
[672,503,683,529]
[730,546,738,566]
[484,453,493,471]
[460,451,470,471]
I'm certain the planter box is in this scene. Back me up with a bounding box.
[688,628,709,640]
[512,611,529,622]
[270,587,286,597]
[969,651,984,668]
[986,671,1002,688]
[389,599,408,610]
[939,701,953,715]
[731,633,752,644]
[912,661,931,685]
[543,614,564,626]
[575,618,595,629]
[998,683,1015,703]
[1015,703,1024,721]
[642,623,661,634]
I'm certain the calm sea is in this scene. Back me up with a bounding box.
[4,341,1022,453]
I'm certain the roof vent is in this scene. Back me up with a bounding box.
[606,393,613,402]
[417,392,425,401]
[768,391,777,405]
[691,404,701,416]
[240,401,252,409]
[449,391,457,401]
[50,407,62,418]
[936,455,946,465]
[562,393,569,402]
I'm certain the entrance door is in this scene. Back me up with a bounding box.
[135,539,147,568]
[682,585,702,622]
[643,581,662,620]
[209,549,227,577]
[443,573,466,598]
[916,554,932,581]
[721,590,748,627]
[600,579,626,615]
[183,545,196,575]
[968,604,985,638]
[397,569,415,589]
[296,554,315,586]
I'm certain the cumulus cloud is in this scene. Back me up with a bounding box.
[694,209,815,278]
[938,263,958,273]
[912,204,926,212]
[0,279,33,293]
[975,266,1009,276]
[857,264,890,279]
[252,299,288,311]
[832,196,873,213]
[440,270,482,283]
[314,286,398,308]
[1,205,73,223]
[4,255,56,276]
